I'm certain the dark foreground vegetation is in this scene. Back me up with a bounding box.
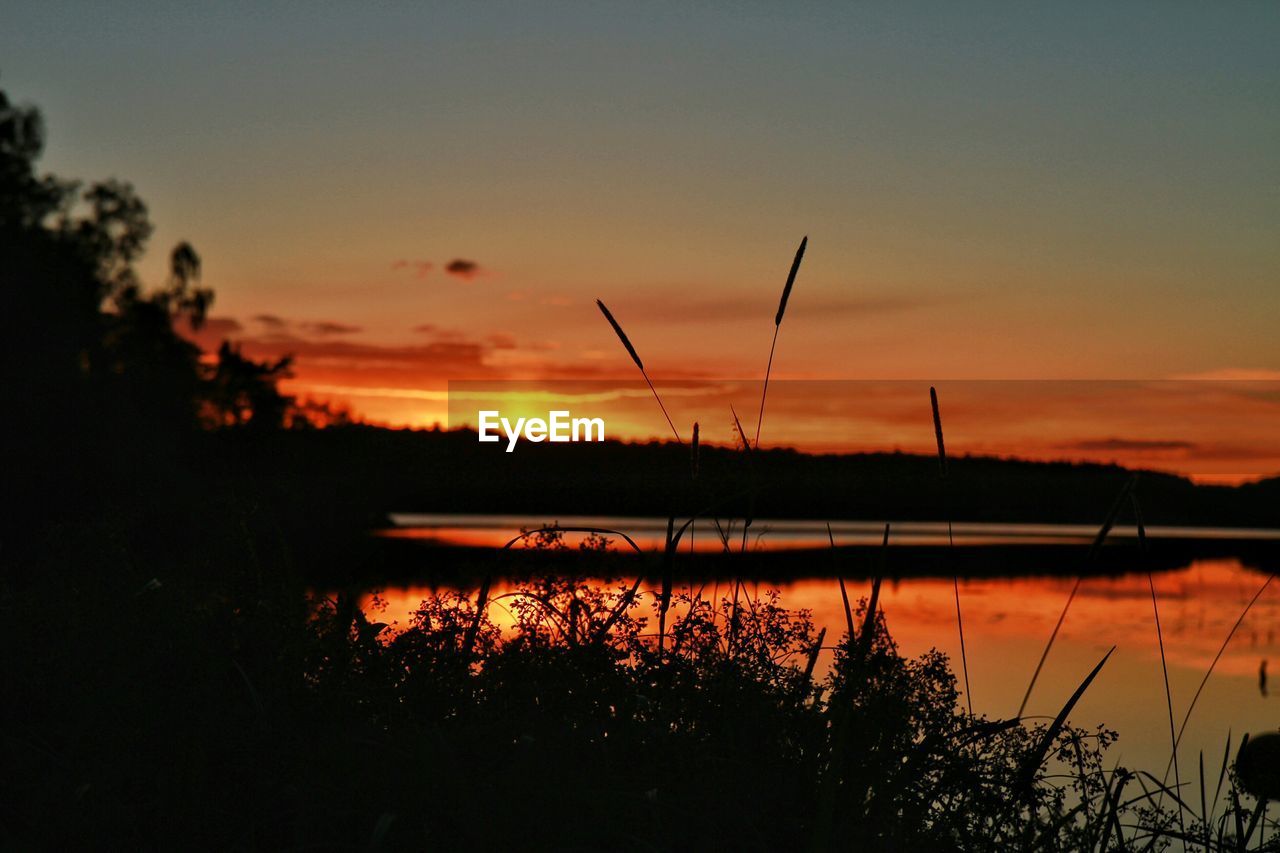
[9,522,1280,850]
[4,85,1279,850]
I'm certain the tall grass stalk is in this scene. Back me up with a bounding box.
[857,524,889,661]
[752,236,806,449]
[1149,571,1186,838]
[1137,489,1186,835]
[930,386,972,715]
[689,421,699,553]
[1165,572,1276,781]
[731,404,755,553]
[1017,475,1135,719]
[827,524,856,642]
[595,298,681,443]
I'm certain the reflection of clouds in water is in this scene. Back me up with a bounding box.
[352,556,1280,799]
[358,557,1280,679]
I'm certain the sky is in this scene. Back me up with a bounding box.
[4,2,1279,472]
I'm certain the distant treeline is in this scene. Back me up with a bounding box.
[208,425,1280,530]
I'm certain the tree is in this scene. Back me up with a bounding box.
[2,83,306,443]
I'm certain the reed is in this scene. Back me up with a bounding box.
[595,298,682,443]
[802,627,827,685]
[730,404,755,552]
[930,386,971,715]
[856,524,888,661]
[690,421,699,480]
[1137,486,1187,837]
[658,515,675,653]
[753,235,806,449]
[827,524,856,642]
[1017,475,1135,719]
[1168,572,1276,773]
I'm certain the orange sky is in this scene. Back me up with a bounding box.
[9,3,1279,479]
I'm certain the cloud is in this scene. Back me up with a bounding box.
[253,314,287,328]
[444,259,481,280]
[392,259,434,280]
[391,258,483,281]
[300,321,362,336]
[236,336,494,383]
[1171,369,1280,381]
[604,294,932,324]
[1065,438,1196,452]
[176,315,242,351]
[200,316,243,337]
[486,332,517,350]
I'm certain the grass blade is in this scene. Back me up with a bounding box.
[857,523,888,660]
[1167,573,1276,775]
[931,386,971,714]
[827,524,856,643]
[1017,646,1116,799]
[1149,571,1184,838]
[1018,476,1135,718]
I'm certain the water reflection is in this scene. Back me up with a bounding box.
[361,557,1280,787]
[381,514,1280,551]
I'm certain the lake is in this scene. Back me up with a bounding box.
[361,514,1280,810]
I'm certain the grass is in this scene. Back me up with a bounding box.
[583,238,1278,850]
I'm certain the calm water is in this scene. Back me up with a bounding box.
[363,514,1280,806]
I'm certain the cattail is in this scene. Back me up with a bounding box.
[755,235,807,448]
[595,298,681,443]
[690,422,700,480]
[930,386,947,478]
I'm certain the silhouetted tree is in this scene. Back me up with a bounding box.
[204,342,294,429]
[0,83,307,549]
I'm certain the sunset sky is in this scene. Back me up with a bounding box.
[4,2,1279,472]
